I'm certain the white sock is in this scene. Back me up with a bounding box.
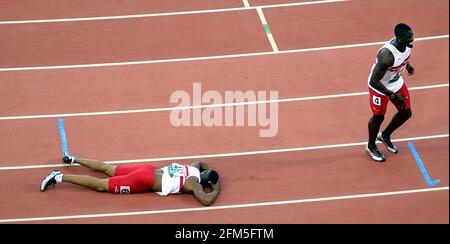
[55,174,64,183]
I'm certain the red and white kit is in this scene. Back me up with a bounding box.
[157,163,201,196]
[108,164,156,194]
[368,38,412,115]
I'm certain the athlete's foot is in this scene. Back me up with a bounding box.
[377,132,398,154]
[40,170,62,192]
[62,153,77,165]
[365,144,386,162]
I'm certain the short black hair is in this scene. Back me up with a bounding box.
[201,170,219,186]
[394,23,412,37]
[207,170,219,184]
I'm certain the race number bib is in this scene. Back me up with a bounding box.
[372,95,381,106]
[117,186,130,194]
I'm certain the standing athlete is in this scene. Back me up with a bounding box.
[40,155,221,206]
[366,23,415,162]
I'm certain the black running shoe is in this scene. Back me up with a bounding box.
[365,144,386,162]
[377,133,398,154]
[62,153,77,165]
[40,170,61,192]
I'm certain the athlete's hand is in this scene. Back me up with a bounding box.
[406,65,415,76]
[210,179,221,191]
[390,93,406,110]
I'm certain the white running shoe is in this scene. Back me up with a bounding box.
[40,170,61,192]
[377,133,398,154]
[365,144,386,162]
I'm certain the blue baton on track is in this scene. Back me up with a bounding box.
[58,118,69,155]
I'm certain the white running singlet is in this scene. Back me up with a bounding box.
[157,163,201,196]
[368,38,411,94]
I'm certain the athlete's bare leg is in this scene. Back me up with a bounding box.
[62,175,108,192]
[382,108,412,137]
[368,115,385,148]
[75,158,116,177]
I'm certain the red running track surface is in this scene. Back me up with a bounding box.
[0,0,448,223]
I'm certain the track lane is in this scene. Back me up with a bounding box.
[1,0,447,68]
[0,88,447,167]
[0,0,244,21]
[264,0,449,50]
[249,0,332,6]
[24,190,449,224]
[0,38,447,117]
[0,137,447,222]
[0,10,270,68]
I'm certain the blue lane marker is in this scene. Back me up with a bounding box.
[57,118,69,155]
[408,142,440,187]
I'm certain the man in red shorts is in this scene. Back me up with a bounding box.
[40,154,221,206]
[366,23,415,162]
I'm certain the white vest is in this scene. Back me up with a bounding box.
[157,163,201,196]
[368,38,411,94]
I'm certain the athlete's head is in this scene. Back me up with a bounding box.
[394,23,414,48]
[200,170,219,186]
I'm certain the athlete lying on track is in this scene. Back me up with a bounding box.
[40,155,221,206]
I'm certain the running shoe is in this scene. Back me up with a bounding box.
[365,144,386,162]
[377,132,398,154]
[62,153,77,165]
[40,170,61,192]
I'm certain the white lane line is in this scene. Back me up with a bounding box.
[0,186,447,223]
[0,0,346,25]
[0,34,447,72]
[0,133,447,171]
[256,8,279,52]
[243,0,251,8]
[0,83,447,121]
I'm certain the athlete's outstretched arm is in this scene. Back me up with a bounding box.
[185,178,221,206]
[193,180,221,206]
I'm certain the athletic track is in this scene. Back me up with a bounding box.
[0,0,448,223]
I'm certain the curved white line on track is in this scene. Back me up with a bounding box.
[0,83,447,121]
[0,186,447,223]
[0,0,346,25]
[0,133,447,171]
[0,35,447,72]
